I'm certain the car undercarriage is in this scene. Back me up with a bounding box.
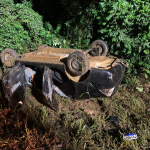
[1,40,128,111]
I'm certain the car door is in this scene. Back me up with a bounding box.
[42,66,59,111]
[2,64,26,107]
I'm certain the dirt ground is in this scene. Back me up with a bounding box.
[0,74,150,149]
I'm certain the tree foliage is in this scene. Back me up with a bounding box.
[95,0,150,74]
[0,0,68,54]
[33,0,150,74]
[0,0,150,75]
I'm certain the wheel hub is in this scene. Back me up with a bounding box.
[71,58,82,71]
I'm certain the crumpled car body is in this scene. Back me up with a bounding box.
[1,40,127,111]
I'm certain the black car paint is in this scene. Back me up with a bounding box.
[74,63,125,99]
[1,61,125,110]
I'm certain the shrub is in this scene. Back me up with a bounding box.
[0,0,68,54]
[1,0,149,75]
[94,0,150,74]
[38,0,150,75]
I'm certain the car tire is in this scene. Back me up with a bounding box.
[37,44,48,51]
[90,40,109,56]
[1,48,18,67]
[67,51,89,76]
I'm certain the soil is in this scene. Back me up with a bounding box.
[0,73,150,149]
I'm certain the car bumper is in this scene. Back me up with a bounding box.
[74,63,125,99]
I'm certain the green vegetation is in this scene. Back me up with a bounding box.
[0,1,150,149]
[32,0,150,75]
[0,76,150,149]
[94,0,150,75]
[0,0,68,54]
[0,0,150,74]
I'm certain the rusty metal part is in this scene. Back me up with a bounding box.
[90,40,109,56]
[65,56,119,82]
[19,47,118,71]
[17,47,120,84]
[67,51,89,76]
[65,70,81,82]
[89,56,119,69]
[1,41,127,112]
[19,54,63,65]
[19,47,83,63]
[36,47,82,56]
[1,49,18,67]
[37,44,48,51]
[17,47,119,82]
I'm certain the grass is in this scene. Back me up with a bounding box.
[0,75,150,149]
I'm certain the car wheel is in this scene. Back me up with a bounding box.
[1,48,18,67]
[67,51,89,76]
[37,44,48,51]
[90,40,109,56]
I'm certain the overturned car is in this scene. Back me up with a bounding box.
[1,40,127,111]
